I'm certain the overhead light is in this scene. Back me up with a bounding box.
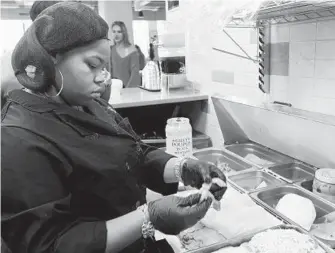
[138,11,144,18]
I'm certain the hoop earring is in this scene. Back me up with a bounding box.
[45,68,64,97]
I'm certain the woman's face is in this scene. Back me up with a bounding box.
[112,25,123,43]
[54,39,110,106]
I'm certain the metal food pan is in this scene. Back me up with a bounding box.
[192,148,256,176]
[225,142,293,168]
[297,179,314,192]
[249,185,335,227]
[267,162,317,183]
[228,170,284,194]
[184,224,333,253]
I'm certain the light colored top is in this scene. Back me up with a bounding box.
[110,46,141,88]
[109,87,208,109]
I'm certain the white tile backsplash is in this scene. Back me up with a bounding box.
[289,59,315,78]
[313,78,335,99]
[288,77,314,109]
[234,73,258,87]
[315,41,335,60]
[316,20,335,40]
[289,42,315,60]
[290,23,316,42]
[270,25,290,43]
[270,75,289,92]
[315,60,335,79]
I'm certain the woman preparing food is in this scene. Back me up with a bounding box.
[1,2,227,253]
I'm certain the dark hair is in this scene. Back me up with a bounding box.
[149,43,155,61]
[12,2,109,92]
[111,21,131,46]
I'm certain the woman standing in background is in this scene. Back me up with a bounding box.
[110,21,141,88]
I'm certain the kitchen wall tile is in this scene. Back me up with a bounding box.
[289,59,315,78]
[289,42,315,60]
[269,59,289,76]
[238,58,259,74]
[271,90,289,103]
[250,29,258,44]
[270,75,289,92]
[290,23,316,42]
[308,97,335,116]
[224,28,251,45]
[315,41,335,60]
[234,73,258,87]
[316,20,335,40]
[315,60,335,79]
[288,77,314,109]
[270,42,290,61]
[211,70,235,84]
[313,78,335,99]
[270,25,290,43]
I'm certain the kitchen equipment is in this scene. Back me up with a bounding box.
[228,171,284,193]
[192,148,255,176]
[225,142,293,168]
[182,225,332,253]
[310,222,335,248]
[250,185,335,231]
[111,79,123,100]
[141,60,161,91]
[313,168,335,204]
[160,56,188,89]
[275,193,316,231]
[165,117,192,157]
[267,162,317,183]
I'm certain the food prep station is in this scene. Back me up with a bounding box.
[187,141,335,252]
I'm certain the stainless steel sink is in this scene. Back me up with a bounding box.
[267,162,316,183]
[225,143,293,168]
[250,185,335,225]
[228,170,284,193]
[192,148,255,176]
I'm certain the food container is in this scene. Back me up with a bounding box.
[249,185,335,229]
[225,143,293,168]
[183,224,333,253]
[228,171,284,193]
[267,162,317,183]
[192,148,256,176]
[165,117,192,157]
[313,168,335,204]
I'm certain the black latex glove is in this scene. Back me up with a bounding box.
[181,158,227,201]
[148,193,212,235]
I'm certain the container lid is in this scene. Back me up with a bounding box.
[167,117,189,125]
[315,168,335,185]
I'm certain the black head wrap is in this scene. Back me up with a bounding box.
[12,2,109,92]
[29,1,61,21]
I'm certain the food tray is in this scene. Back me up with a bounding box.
[225,142,293,168]
[192,148,257,176]
[228,170,285,194]
[184,224,333,253]
[249,185,335,228]
[266,162,317,183]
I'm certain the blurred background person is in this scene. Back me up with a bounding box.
[110,21,141,88]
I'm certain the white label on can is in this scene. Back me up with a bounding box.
[166,135,192,157]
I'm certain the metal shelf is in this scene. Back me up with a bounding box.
[228,0,335,26]
[256,0,335,25]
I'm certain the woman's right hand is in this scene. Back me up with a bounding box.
[147,193,212,235]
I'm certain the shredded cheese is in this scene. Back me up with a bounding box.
[248,229,326,253]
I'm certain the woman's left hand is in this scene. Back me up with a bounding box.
[180,158,227,201]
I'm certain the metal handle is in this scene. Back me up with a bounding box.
[273,101,292,107]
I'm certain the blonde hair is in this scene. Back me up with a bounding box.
[111,21,131,46]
